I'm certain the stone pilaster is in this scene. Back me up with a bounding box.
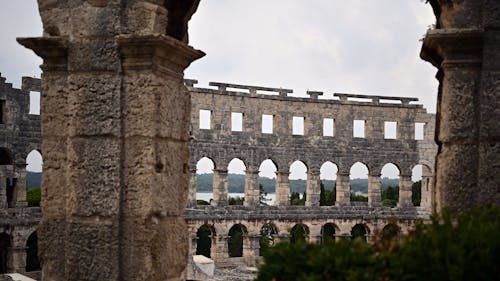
[18,1,204,280]
[190,236,198,257]
[187,169,197,207]
[398,174,413,207]
[212,169,228,206]
[275,171,290,206]
[244,169,259,207]
[14,164,27,207]
[215,235,229,261]
[335,172,350,206]
[421,1,500,211]
[0,166,7,209]
[10,246,27,274]
[305,170,320,207]
[244,235,260,266]
[367,174,381,207]
[420,175,433,210]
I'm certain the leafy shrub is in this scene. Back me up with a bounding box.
[256,205,500,281]
[27,188,41,207]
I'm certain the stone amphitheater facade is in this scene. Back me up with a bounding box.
[1,74,436,272]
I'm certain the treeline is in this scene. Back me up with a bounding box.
[196,173,400,194]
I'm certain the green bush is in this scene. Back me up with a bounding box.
[26,188,41,207]
[256,205,500,281]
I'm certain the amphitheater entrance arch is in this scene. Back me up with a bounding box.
[351,224,369,242]
[228,224,248,258]
[259,223,277,256]
[258,159,277,206]
[321,223,338,243]
[290,223,309,244]
[25,231,40,272]
[289,161,308,205]
[196,224,215,258]
[320,162,338,206]
[381,163,400,208]
[0,232,11,274]
[227,158,246,205]
[381,223,401,241]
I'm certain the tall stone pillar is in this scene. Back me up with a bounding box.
[275,171,290,206]
[244,169,259,207]
[335,172,350,206]
[243,235,259,266]
[215,235,229,262]
[15,164,27,207]
[420,175,433,210]
[212,169,228,206]
[367,173,381,207]
[398,174,413,207]
[187,169,197,207]
[421,1,500,211]
[10,246,27,274]
[305,170,320,207]
[18,1,204,280]
[0,166,7,209]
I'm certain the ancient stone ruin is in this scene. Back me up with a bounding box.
[0,0,498,280]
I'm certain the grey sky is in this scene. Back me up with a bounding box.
[0,1,436,180]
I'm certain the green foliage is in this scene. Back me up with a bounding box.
[26,188,41,207]
[412,180,421,206]
[350,193,368,202]
[382,185,399,207]
[290,192,306,206]
[196,199,210,205]
[290,224,309,244]
[256,206,500,281]
[228,225,244,257]
[228,196,244,205]
[320,182,336,206]
[260,223,276,255]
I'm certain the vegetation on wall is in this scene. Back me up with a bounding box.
[256,205,500,281]
[26,187,41,207]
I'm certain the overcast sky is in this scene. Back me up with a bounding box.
[0,1,436,180]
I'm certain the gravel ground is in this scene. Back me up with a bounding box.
[205,266,258,281]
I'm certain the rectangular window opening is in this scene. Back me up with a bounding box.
[29,91,40,115]
[0,100,5,124]
[415,122,425,140]
[199,109,211,129]
[323,118,334,137]
[231,112,243,132]
[262,114,273,134]
[353,120,365,138]
[384,121,397,139]
[293,116,305,135]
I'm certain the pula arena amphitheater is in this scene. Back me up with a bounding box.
[0,72,436,275]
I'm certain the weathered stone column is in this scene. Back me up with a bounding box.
[14,163,27,207]
[0,166,7,209]
[18,1,204,280]
[10,246,27,274]
[213,169,228,206]
[190,235,198,257]
[335,172,351,206]
[275,171,290,206]
[243,235,259,266]
[306,169,320,207]
[215,235,229,262]
[421,1,500,211]
[367,173,381,207]
[398,174,413,207]
[187,169,197,207]
[420,175,433,210]
[244,168,259,207]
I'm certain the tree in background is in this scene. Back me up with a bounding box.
[412,180,421,206]
[26,188,41,207]
[228,196,244,205]
[382,185,399,207]
[290,192,306,205]
[320,182,336,206]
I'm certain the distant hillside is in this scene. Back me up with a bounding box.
[27,171,42,189]
[196,173,400,194]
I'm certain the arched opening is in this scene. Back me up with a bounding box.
[227,158,246,205]
[321,223,337,244]
[350,162,369,203]
[228,224,247,258]
[258,159,277,206]
[320,161,337,206]
[381,163,400,208]
[411,165,423,207]
[196,225,214,258]
[290,224,309,244]
[0,232,11,274]
[289,161,307,205]
[0,148,12,165]
[26,150,43,207]
[195,157,215,205]
[381,223,401,241]
[25,231,40,272]
[351,224,368,242]
[259,223,277,256]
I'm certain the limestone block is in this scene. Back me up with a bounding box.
[68,39,121,72]
[126,1,168,35]
[67,74,121,136]
[67,137,121,217]
[479,71,500,138]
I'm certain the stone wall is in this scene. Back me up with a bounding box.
[187,81,437,209]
